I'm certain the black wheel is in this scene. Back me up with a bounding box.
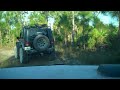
[19,47,29,64]
[33,35,50,51]
[14,46,19,59]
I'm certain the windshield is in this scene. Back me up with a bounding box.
[0,11,119,78]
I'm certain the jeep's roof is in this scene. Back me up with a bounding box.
[23,24,48,29]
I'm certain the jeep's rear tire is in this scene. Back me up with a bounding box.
[33,35,50,51]
[19,48,29,64]
[14,46,19,59]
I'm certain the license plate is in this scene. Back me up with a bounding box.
[24,47,31,50]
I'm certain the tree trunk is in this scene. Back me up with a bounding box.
[47,16,49,26]
[66,33,69,47]
[0,31,2,47]
[83,25,86,50]
[8,26,10,47]
[118,11,120,37]
[13,35,15,47]
[44,11,49,26]
[70,34,72,46]
[71,11,75,47]
[64,32,67,46]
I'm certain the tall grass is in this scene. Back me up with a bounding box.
[55,43,120,65]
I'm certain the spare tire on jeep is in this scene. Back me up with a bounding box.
[33,34,50,51]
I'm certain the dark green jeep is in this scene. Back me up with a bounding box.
[14,24,55,64]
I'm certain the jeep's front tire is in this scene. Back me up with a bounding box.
[19,48,29,64]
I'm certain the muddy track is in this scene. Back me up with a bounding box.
[0,48,63,67]
[0,48,82,68]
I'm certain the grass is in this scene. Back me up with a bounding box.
[55,44,120,65]
[1,43,120,68]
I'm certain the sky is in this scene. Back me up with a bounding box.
[98,13,119,26]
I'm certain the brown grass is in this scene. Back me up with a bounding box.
[0,44,120,68]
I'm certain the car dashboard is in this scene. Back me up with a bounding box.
[0,65,119,79]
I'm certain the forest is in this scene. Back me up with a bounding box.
[0,11,120,66]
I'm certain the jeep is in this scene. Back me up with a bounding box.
[14,24,55,64]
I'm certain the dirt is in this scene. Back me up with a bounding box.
[2,47,118,68]
[0,48,81,68]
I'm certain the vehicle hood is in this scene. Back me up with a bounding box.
[0,65,119,79]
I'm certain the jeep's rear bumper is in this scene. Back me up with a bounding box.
[24,46,55,55]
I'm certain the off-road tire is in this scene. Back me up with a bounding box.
[33,35,50,51]
[19,47,29,64]
[14,46,19,59]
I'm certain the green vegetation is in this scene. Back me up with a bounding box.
[0,11,120,66]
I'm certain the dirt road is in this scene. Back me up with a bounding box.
[0,48,81,68]
[1,47,119,68]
